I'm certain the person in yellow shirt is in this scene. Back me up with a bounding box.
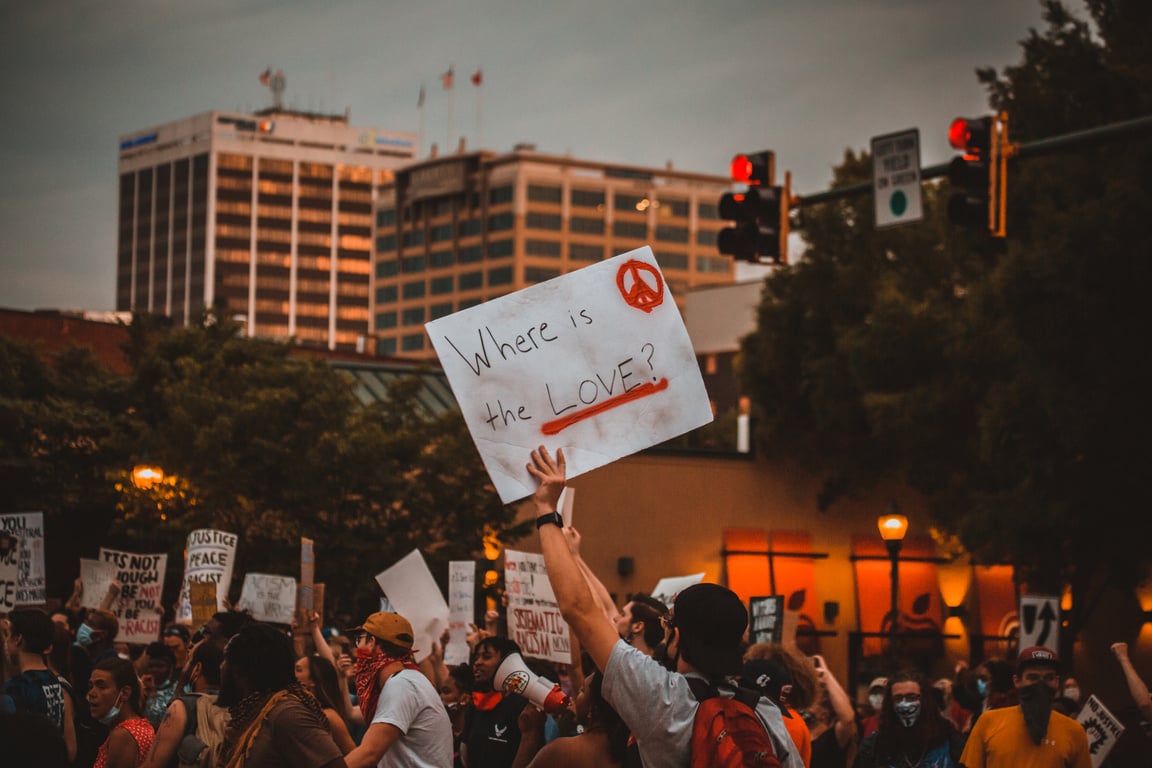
[959,646,1090,768]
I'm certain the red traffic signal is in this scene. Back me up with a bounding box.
[730,151,774,186]
[948,117,992,155]
[717,186,785,263]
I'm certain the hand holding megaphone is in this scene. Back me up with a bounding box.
[494,652,570,715]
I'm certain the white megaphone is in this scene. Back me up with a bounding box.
[494,652,570,715]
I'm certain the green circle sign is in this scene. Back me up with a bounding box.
[889,190,907,217]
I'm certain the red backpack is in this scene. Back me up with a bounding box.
[689,680,782,768]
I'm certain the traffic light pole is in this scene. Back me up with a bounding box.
[790,113,1152,210]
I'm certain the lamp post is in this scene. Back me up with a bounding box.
[877,502,908,649]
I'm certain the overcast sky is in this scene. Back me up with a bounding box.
[0,0,1060,312]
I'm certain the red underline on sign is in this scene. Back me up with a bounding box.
[540,378,670,436]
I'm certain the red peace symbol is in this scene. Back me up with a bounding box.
[616,259,665,313]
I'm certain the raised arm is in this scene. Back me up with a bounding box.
[565,526,624,627]
[813,654,858,748]
[1111,642,1152,722]
[527,446,620,673]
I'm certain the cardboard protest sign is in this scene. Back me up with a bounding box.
[0,512,46,604]
[98,548,167,644]
[176,529,238,624]
[374,549,450,663]
[749,596,785,645]
[446,561,476,666]
[79,558,119,610]
[650,572,706,609]
[0,532,20,612]
[426,246,714,503]
[1077,695,1125,768]
[504,549,571,665]
[189,581,219,625]
[236,573,297,624]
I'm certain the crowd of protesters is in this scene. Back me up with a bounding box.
[2,449,1151,767]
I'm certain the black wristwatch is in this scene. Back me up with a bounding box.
[536,510,563,529]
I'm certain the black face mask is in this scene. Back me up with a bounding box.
[1018,681,1055,745]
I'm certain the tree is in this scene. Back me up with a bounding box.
[740,0,1152,640]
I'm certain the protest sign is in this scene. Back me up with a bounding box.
[446,561,476,666]
[175,529,237,624]
[504,550,570,665]
[98,548,167,644]
[650,572,706,609]
[0,512,46,604]
[189,581,219,625]
[426,246,714,503]
[236,573,297,624]
[558,487,576,528]
[79,558,119,610]
[749,596,785,645]
[0,532,19,612]
[374,549,450,663]
[1077,694,1124,768]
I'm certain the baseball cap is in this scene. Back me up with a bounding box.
[671,583,748,677]
[1017,645,1059,673]
[347,612,415,650]
[742,657,793,703]
[869,676,889,691]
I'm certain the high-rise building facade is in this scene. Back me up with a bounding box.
[116,110,416,351]
[372,146,735,358]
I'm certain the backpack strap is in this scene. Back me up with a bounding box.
[686,676,718,703]
[179,695,200,739]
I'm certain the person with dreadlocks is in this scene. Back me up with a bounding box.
[216,622,346,768]
[343,611,452,767]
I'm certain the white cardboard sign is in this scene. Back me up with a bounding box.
[373,549,450,663]
[650,572,706,609]
[446,561,476,666]
[236,573,297,624]
[426,246,713,503]
[79,558,119,610]
[176,529,238,624]
[0,533,20,612]
[504,549,571,665]
[0,512,46,605]
[98,548,168,644]
[1077,694,1124,768]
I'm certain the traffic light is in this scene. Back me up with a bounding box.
[947,112,1011,236]
[718,151,789,264]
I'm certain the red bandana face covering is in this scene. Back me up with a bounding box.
[355,647,421,721]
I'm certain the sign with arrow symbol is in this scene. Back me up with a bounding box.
[1019,594,1060,650]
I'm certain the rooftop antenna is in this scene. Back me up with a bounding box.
[259,68,286,110]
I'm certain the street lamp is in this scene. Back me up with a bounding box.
[877,501,908,647]
[132,463,165,490]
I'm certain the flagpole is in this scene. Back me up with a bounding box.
[473,68,483,150]
[418,83,426,158]
[446,66,455,152]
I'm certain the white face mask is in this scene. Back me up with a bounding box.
[1063,686,1080,703]
[869,693,884,710]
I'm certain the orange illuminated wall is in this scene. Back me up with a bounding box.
[852,535,943,656]
[723,529,771,605]
[972,564,1017,659]
[769,531,820,649]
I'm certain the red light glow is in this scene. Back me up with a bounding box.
[948,118,970,150]
[730,154,753,183]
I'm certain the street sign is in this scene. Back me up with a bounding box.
[871,128,923,228]
[1018,593,1060,650]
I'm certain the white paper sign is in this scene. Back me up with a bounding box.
[0,512,46,604]
[504,549,571,665]
[373,549,450,663]
[0,533,20,612]
[650,572,706,609]
[79,558,119,610]
[426,247,714,503]
[558,487,576,528]
[446,561,476,666]
[98,548,168,644]
[176,529,238,623]
[1077,695,1124,768]
[236,573,297,624]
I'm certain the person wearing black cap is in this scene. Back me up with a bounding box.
[741,651,812,767]
[527,446,801,768]
[958,646,1090,767]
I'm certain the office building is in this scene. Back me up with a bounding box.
[116,109,416,351]
[372,146,736,358]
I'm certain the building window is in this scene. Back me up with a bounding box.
[430,197,453,217]
[430,223,454,242]
[431,276,454,294]
[431,302,453,319]
[376,259,398,278]
[614,193,645,212]
[571,188,605,208]
[489,185,513,205]
[698,202,719,220]
[526,239,561,258]
[376,286,398,302]
[525,267,560,283]
[613,221,647,239]
[527,184,562,204]
[660,198,690,218]
[458,219,482,237]
[377,209,396,227]
[402,307,425,326]
[696,255,731,274]
[459,297,482,310]
[656,251,688,270]
[378,337,397,355]
[402,255,426,272]
[570,216,604,235]
[376,234,397,252]
[526,212,562,230]
[488,266,514,286]
[489,239,514,258]
[402,334,425,351]
[696,229,718,246]
[488,212,514,231]
[403,230,425,247]
[430,249,454,268]
[402,280,426,298]
[376,311,398,328]
[569,243,603,262]
[459,244,483,263]
[459,271,483,290]
[656,225,689,243]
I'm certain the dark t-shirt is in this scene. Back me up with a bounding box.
[462,693,527,768]
[230,697,344,768]
[4,669,66,729]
